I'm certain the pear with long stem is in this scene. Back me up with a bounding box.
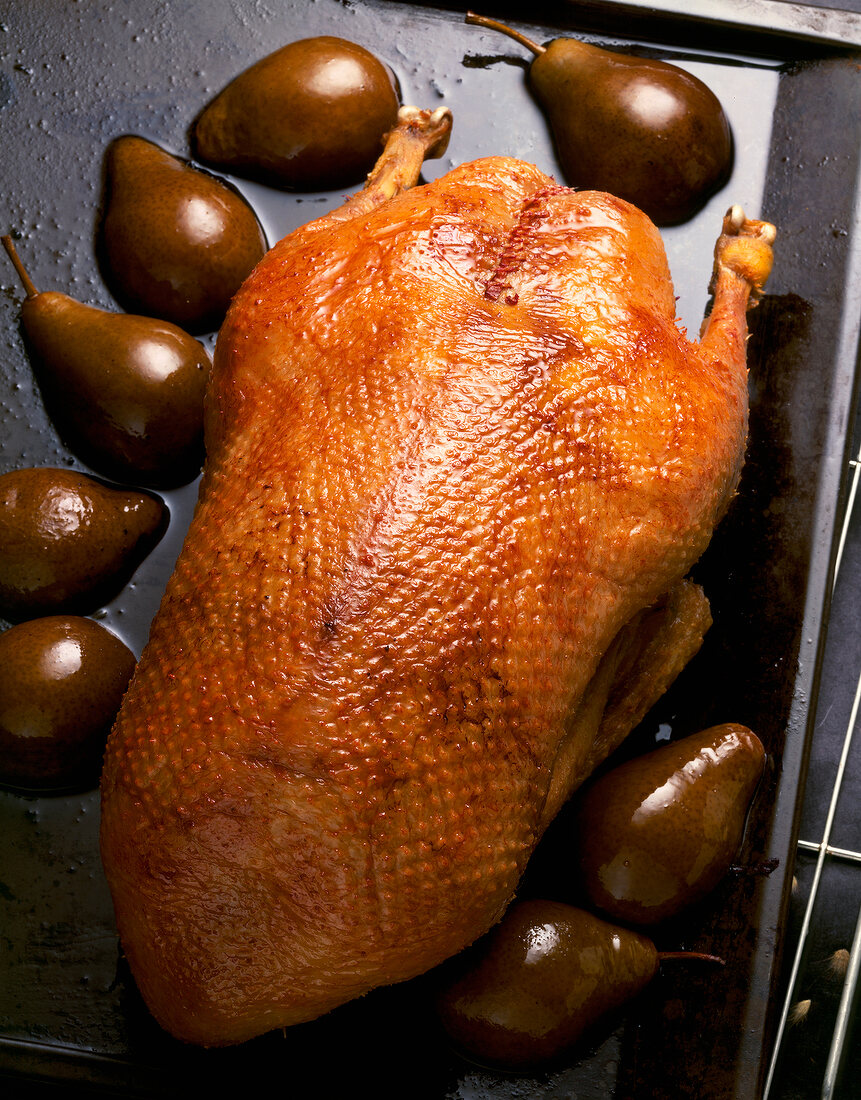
[436,899,723,1068]
[465,11,733,225]
[3,234,211,487]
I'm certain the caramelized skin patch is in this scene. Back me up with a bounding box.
[101,158,757,1045]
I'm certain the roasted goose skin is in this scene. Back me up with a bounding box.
[100,109,774,1045]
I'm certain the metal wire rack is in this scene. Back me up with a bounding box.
[764,441,861,1098]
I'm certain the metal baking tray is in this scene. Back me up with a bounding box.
[1,1,860,1096]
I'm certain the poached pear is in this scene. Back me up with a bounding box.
[575,723,766,925]
[0,615,136,792]
[192,36,400,190]
[100,135,267,332]
[0,466,166,620]
[436,899,659,1068]
[466,12,733,225]
[3,235,210,487]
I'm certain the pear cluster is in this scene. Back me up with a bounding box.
[435,723,765,1068]
[1,36,401,792]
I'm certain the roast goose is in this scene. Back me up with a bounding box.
[100,106,776,1045]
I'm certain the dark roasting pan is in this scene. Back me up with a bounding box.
[1,1,860,1096]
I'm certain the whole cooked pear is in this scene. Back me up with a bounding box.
[575,723,766,925]
[193,36,400,190]
[466,12,733,225]
[3,235,210,487]
[436,899,658,1068]
[0,615,136,792]
[0,467,166,619]
[101,136,267,332]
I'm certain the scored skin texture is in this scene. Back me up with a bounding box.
[101,143,772,1045]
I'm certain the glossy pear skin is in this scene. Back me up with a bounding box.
[101,136,267,332]
[193,36,400,190]
[0,616,136,792]
[531,39,733,225]
[0,467,166,619]
[576,723,766,925]
[21,291,210,486]
[437,899,658,1068]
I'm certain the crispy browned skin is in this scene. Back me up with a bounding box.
[100,110,774,1046]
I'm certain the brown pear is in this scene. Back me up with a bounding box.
[575,723,766,925]
[466,12,733,225]
[436,899,659,1068]
[0,615,136,792]
[3,235,210,487]
[0,467,167,619]
[100,135,267,332]
[193,36,400,190]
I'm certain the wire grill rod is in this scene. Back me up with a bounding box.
[763,442,861,1100]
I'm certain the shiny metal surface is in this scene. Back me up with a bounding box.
[574,0,861,47]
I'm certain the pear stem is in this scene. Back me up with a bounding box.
[657,951,726,966]
[465,11,546,56]
[2,235,38,299]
